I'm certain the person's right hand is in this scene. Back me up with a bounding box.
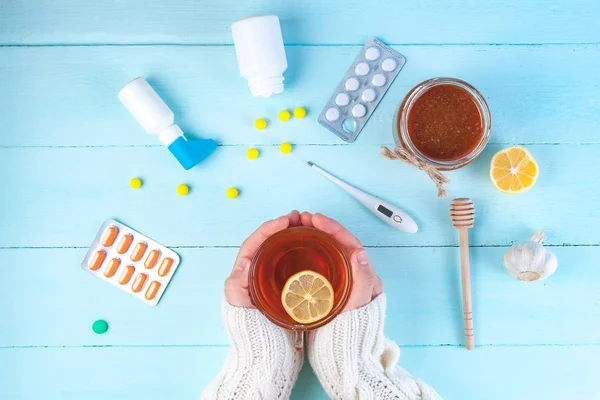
[298,212,383,311]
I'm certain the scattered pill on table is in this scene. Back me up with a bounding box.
[176,184,189,196]
[280,142,292,154]
[130,177,142,189]
[247,148,259,160]
[254,118,267,130]
[92,319,108,334]
[226,187,239,199]
[293,107,307,119]
[278,110,291,122]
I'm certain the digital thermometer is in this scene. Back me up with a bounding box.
[307,162,418,233]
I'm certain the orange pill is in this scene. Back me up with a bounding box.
[144,249,161,269]
[88,250,106,271]
[116,234,133,254]
[145,281,161,301]
[104,258,120,278]
[158,257,174,277]
[132,273,148,293]
[130,242,147,262]
[101,226,119,247]
[119,265,135,285]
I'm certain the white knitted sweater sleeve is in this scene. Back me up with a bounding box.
[307,294,442,400]
[200,300,304,400]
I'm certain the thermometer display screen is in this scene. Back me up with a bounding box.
[377,205,393,218]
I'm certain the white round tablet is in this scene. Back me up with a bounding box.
[355,62,370,76]
[345,77,359,91]
[352,103,367,118]
[362,88,376,103]
[372,73,386,87]
[335,92,350,106]
[382,58,397,72]
[325,107,340,122]
[365,47,381,61]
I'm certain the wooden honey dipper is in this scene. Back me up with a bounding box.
[449,198,475,350]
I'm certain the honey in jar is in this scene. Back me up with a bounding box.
[395,78,491,170]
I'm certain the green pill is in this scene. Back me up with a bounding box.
[92,319,108,334]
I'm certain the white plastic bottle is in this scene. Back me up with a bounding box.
[231,15,288,98]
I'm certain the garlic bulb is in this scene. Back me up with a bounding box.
[502,231,558,281]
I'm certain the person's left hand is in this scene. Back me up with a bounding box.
[225,210,303,308]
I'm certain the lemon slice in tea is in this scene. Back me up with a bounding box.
[281,270,335,324]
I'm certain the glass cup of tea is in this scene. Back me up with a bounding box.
[248,227,353,350]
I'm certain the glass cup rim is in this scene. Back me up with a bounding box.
[394,77,492,170]
[248,226,353,331]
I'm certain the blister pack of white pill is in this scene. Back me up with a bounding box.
[81,219,181,306]
[318,38,406,142]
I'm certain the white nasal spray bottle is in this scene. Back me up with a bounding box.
[231,15,288,98]
[118,77,217,170]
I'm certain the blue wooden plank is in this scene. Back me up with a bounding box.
[0,0,598,45]
[1,246,598,347]
[0,145,598,247]
[1,45,599,147]
[1,346,598,399]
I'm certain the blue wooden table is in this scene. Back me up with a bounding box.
[1,1,599,399]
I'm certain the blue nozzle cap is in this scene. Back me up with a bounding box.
[168,136,218,170]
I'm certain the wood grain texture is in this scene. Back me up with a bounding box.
[1,45,599,147]
[2,0,599,398]
[1,247,598,347]
[1,346,598,400]
[0,0,598,45]
[1,144,597,248]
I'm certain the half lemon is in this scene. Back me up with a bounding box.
[490,146,539,194]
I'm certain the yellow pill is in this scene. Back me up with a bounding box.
[247,148,259,160]
[293,107,307,119]
[176,184,189,196]
[130,177,142,189]
[278,110,291,122]
[254,118,267,130]
[280,142,292,154]
[226,187,239,199]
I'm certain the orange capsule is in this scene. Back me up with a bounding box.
[104,258,120,278]
[145,281,161,301]
[119,265,135,285]
[130,242,147,262]
[132,273,148,293]
[116,234,133,254]
[101,226,119,247]
[88,250,106,271]
[158,257,174,277]
[144,249,161,269]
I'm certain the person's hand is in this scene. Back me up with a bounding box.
[225,210,303,307]
[298,212,383,311]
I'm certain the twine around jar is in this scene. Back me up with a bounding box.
[380,146,450,198]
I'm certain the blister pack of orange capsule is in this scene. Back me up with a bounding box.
[81,219,180,306]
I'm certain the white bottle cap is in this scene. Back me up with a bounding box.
[118,78,180,145]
